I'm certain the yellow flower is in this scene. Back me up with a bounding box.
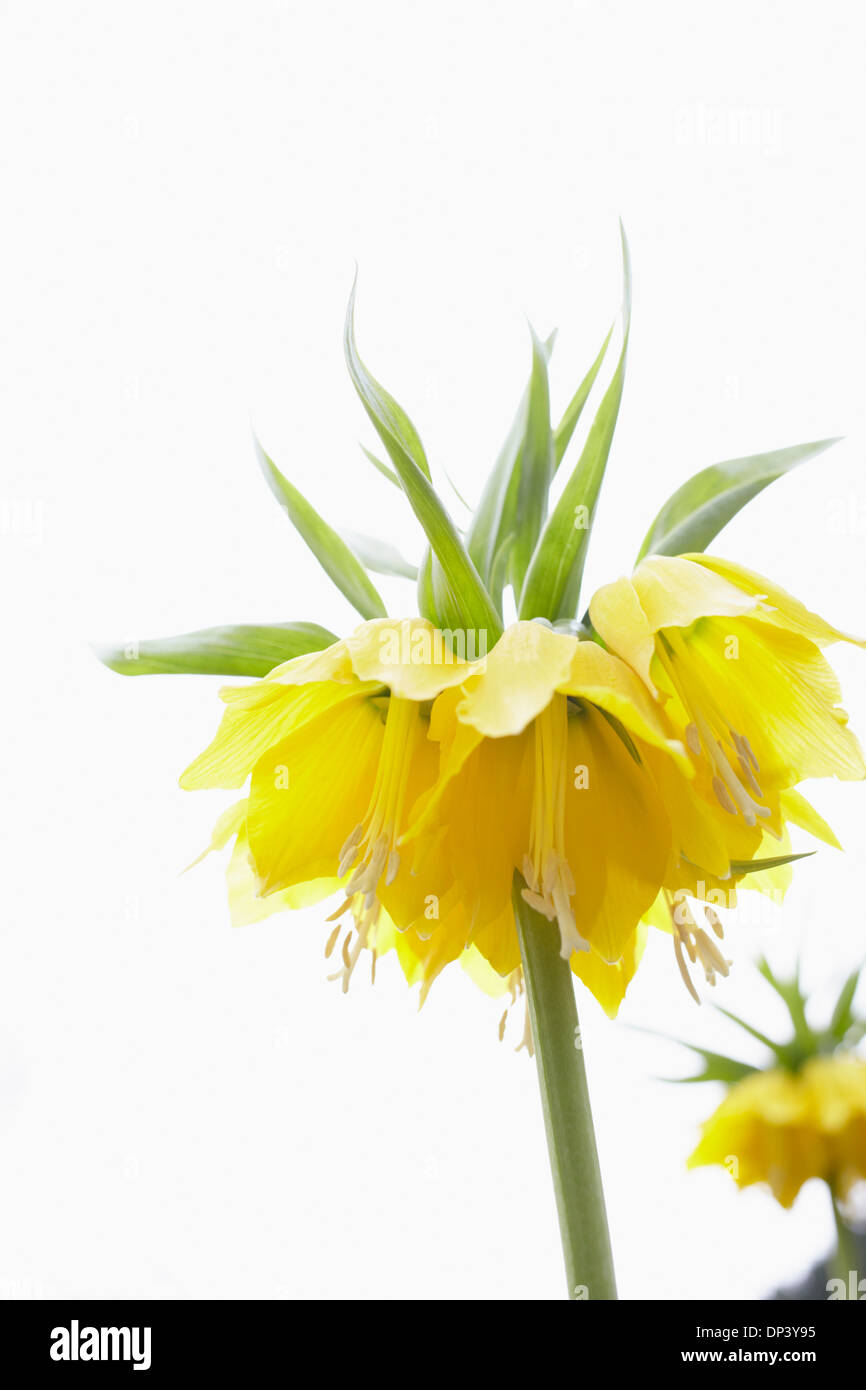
[688,1056,866,1208]
[396,621,688,1015]
[588,554,865,994]
[181,618,479,988]
[183,616,689,1019]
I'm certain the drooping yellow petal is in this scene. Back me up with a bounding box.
[686,617,866,786]
[454,619,688,766]
[185,798,247,869]
[561,705,671,963]
[180,680,373,790]
[456,622,579,737]
[590,558,758,692]
[345,617,482,700]
[571,924,648,1019]
[246,695,386,894]
[685,553,866,649]
[778,788,842,850]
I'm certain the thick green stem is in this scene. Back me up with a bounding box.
[829,1186,858,1289]
[513,879,617,1300]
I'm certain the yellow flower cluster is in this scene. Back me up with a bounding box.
[183,554,864,1018]
[688,1055,866,1207]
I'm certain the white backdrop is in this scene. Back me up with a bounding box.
[2,0,865,1300]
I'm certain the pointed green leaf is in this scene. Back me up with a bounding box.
[508,325,554,593]
[714,1006,786,1059]
[466,333,556,600]
[518,225,632,622]
[637,438,842,561]
[730,850,816,875]
[255,437,387,621]
[829,966,863,1041]
[553,323,614,471]
[341,530,418,581]
[755,957,813,1051]
[360,444,400,488]
[665,1049,760,1086]
[94,621,338,677]
[627,1025,758,1085]
[344,281,502,643]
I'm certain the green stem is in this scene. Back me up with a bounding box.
[513,879,617,1300]
[829,1186,858,1289]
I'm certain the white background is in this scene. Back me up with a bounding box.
[2,0,865,1300]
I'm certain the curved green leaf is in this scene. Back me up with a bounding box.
[637,438,842,561]
[94,621,338,677]
[553,323,614,471]
[255,437,387,621]
[466,332,556,602]
[509,325,553,593]
[518,224,632,622]
[341,530,418,580]
[344,280,502,643]
[360,443,400,488]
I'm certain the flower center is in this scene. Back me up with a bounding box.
[656,630,772,828]
[520,694,589,960]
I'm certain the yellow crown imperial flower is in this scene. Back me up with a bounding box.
[180,618,480,989]
[396,620,689,1016]
[98,231,866,1299]
[590,554,866,998]
[667,956,866,1216]
[688,1056,866,1209]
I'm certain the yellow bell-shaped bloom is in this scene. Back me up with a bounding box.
[181,618,480,988]
[688,1055,866,1208]
[395,621,689,1015]
[590,554,865,872]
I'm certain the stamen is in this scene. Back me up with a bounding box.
[656,634,771,829]
[712,775,738,815]
[666,890,733,1001]
[521,696,589,959]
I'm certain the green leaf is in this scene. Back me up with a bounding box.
[627,1026,758,1085]
[829,966,863,1041]
[637,438,842,562]
[94,621,338,677]
[341,530,418,580]
[344,279,502,643]
[360,444,400,488]
[518,224,632,622]
[755,957,813,1052]
[729,850,816,875]
[553,323,614,471]
[508,325,554,593]
[255,438,387,621]
[665,1048,760,1086]
[714,1006,786,1059]
[466,332,556,601]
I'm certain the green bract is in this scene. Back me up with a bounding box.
[95,228,843,676]
[658,957,866,1084]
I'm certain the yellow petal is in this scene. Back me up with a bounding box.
[686,553,866,649]
[456,621,579,737]
[571,925,647,1018]
[246,696,385,894]
[185,798,247,869]
[779,788,842,850]
[345,617,482,700]
[562,705,671,962]
[180,680,371,790]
